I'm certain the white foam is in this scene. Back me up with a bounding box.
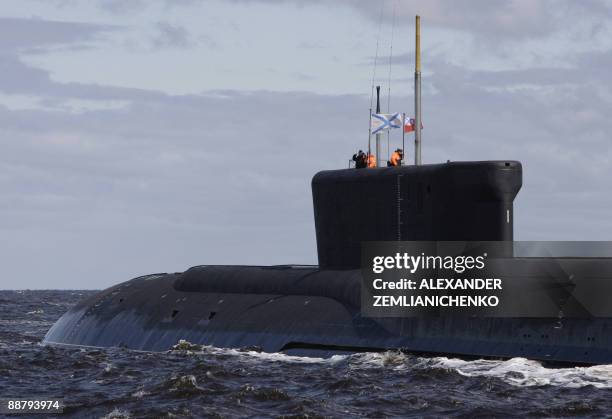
[170,340,347,364]
[101,408,131,419]
[102,362,113,373]
[345,351,410,369]
[206,345,348,365]
[26,309,44,315]
[131,390,148,399]
[318,351,612,388]
[214,348,348,365]
[168,342,612,388]
[171,374,198,389]
[427,357,612,388]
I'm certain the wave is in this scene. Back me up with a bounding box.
[169,339,348,364]
[429,356,612,388]
[347,351,612,388]
[171,340,612,389]
[101,408,131,419]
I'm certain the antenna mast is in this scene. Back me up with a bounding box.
[414,15,422,166]
[376,86,382,167]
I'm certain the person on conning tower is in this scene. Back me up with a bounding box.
[387,148,403,167]
[352,150,367,169]
[367,153,376,168]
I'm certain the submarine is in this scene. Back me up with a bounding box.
[43,17,612,365]
[43,160,612,364]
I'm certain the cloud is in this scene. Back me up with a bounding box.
[82,0,203,15]
[0,53,162,101]
[96,0,148,14]
[152,21,193,49]
[0,20,368,287]
[0,17,116,52]
[230,0,612,44]
[296,41,324,50]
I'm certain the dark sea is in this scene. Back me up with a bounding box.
[2,290,612,418]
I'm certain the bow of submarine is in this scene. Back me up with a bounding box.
[43,266,402,356]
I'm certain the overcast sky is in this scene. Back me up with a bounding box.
[1,0,612,289]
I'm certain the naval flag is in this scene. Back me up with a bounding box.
[370,113,402,135]
[403,116,423,133]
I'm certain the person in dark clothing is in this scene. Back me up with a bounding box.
[352,150,367,169]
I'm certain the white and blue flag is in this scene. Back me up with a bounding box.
[370,112,402,134]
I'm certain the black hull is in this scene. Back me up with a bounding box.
[43,265,612,364]
[44,161,612,364]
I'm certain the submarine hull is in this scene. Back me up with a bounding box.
[44,162,612,364]
[43,265,612,364]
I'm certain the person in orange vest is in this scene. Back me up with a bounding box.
[387,148,403,167]
[367,153,376,168]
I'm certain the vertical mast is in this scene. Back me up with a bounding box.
[414,15,422,166]
[402,112,406,166]
[375,85,382,167]
[367,107,372,161]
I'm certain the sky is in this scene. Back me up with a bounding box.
[1,0,612,289]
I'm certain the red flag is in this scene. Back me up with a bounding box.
[403,117,423,133]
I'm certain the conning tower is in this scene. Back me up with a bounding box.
[312,161,522,268]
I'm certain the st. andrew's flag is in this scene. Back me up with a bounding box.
[370,113,402,134]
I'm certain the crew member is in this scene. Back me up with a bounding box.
[367,153,376,168]
[352,150,367,169]
[387,148,403,167]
